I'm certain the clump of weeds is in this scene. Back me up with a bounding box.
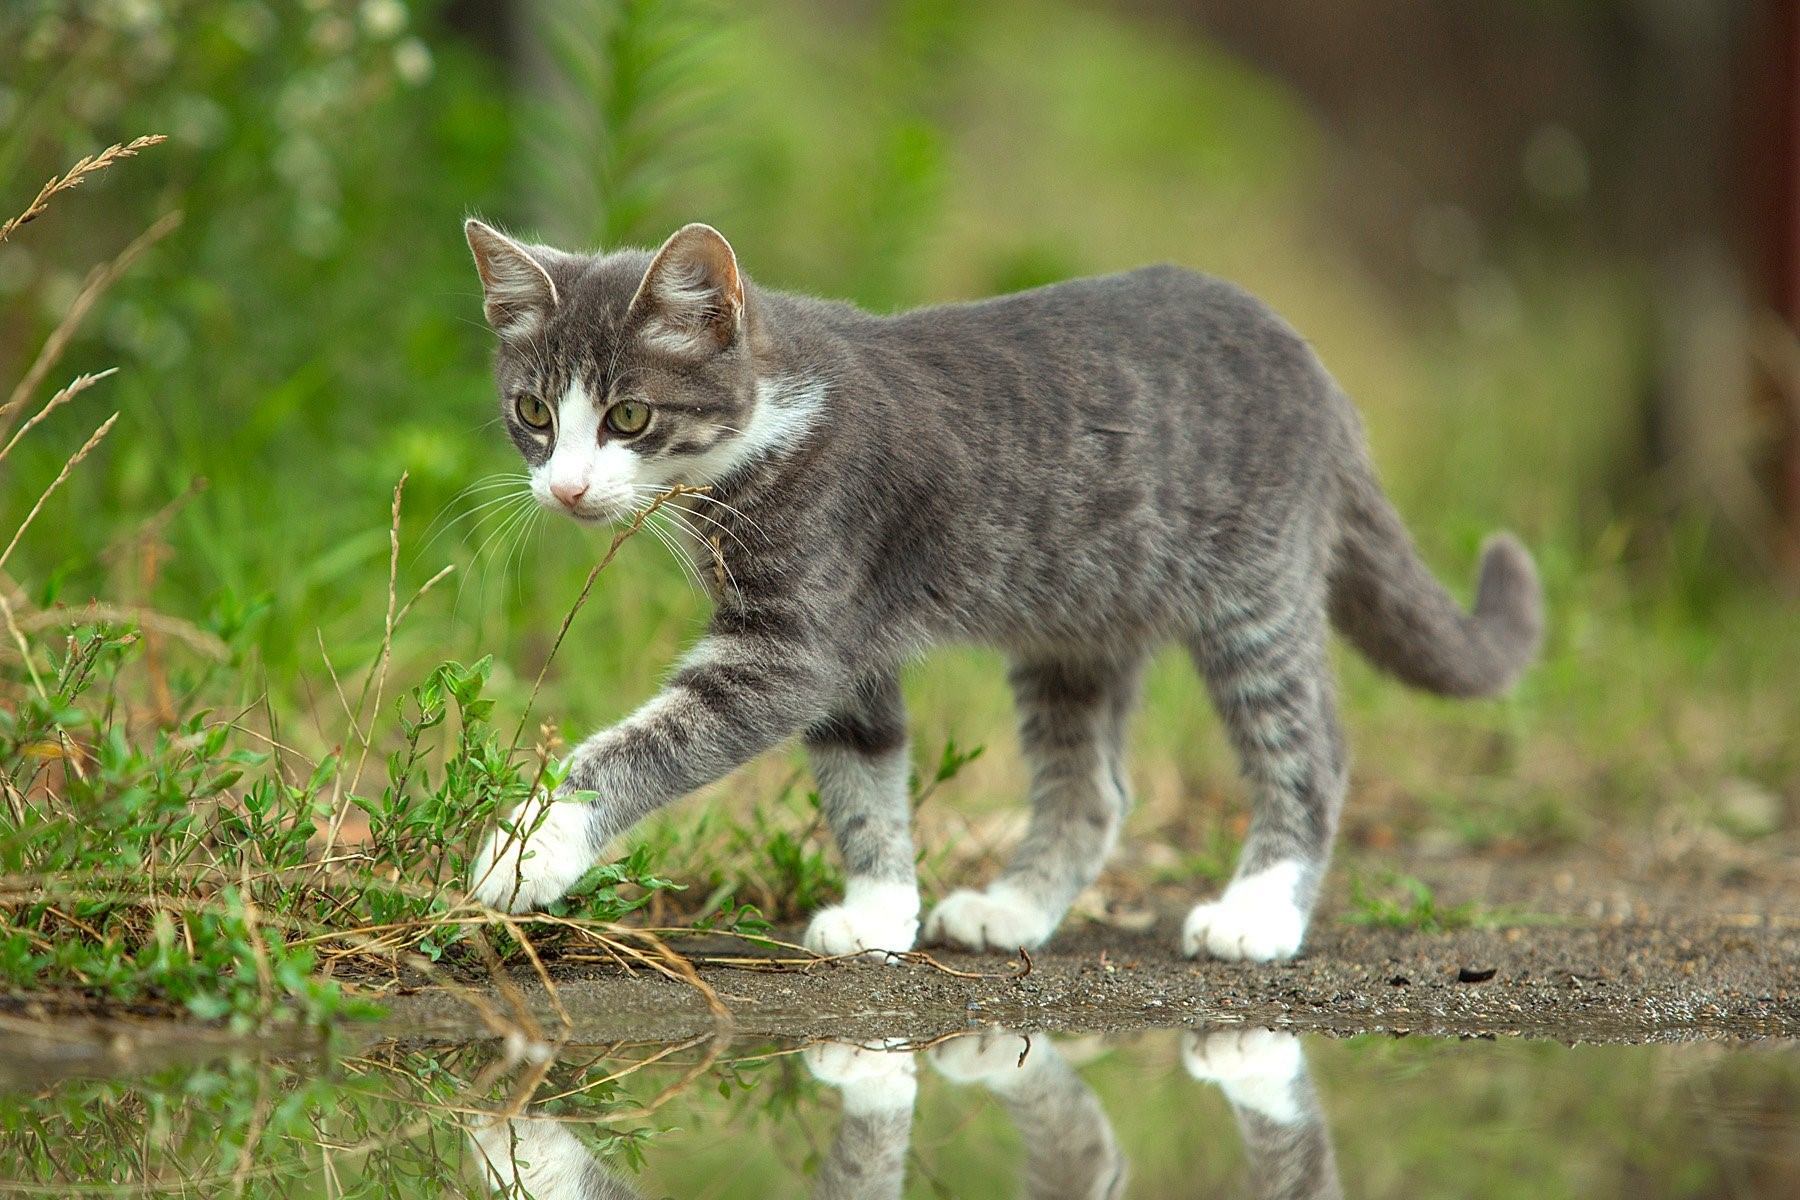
[0,140,719,1031]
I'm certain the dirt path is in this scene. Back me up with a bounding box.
[385,846,1800,1046]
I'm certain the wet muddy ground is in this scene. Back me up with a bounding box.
[382,846,1800,1045]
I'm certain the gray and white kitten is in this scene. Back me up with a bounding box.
[462,218,1542,962]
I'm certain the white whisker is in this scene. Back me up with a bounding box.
[419,488,534,559]
[662,500,754,573]
[677,490,772,543]
[413,474,533,559]
[501,505,542,603]
[469,496,536,580]
[452,493,534,556]
[642,512,705,594]
[658,505,739,598]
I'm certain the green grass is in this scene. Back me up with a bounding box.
[0,610,690,1025]
[1338,870,1553,934]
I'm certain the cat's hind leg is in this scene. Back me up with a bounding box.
[1183,588,1347,962]
[932,1031,1128,1200]
[805,1041,917,1200]
[1183,1029,1343,1200]
[925,653,1143,952]
[803,672,921,960]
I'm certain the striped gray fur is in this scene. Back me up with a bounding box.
[463,220,1544,961]
[813,1099,912,1200]
[802,672,915,885]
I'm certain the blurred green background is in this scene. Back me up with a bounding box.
[1,0,1795,879]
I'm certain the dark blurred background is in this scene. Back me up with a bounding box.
[2,0,1794,865]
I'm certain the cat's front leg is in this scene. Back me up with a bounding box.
[801,672,921,961]
[469,631,835,912]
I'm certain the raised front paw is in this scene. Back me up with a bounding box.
[1181,862,1306,962]
[924,883,1056,952]
[1181,1029,1304,1124]
[468,796,595,913]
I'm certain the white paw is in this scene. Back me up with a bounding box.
[805,1041,918,1113]
[1181,860,1306,962]
[1181,1029,1304,1124]
[805,880,920,962]
[468,795,595,913]
[930,1030,1039,1090]
[924,883,1056,952]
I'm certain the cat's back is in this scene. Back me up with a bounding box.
[845,265,1338,442]
[882,264,1303,352]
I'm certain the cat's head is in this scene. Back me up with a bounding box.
[465,219,785,524]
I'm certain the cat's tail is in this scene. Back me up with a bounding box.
[1327,456,1543,699]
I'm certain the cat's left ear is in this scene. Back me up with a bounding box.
[628,223,745,357]
[465,219,559,339]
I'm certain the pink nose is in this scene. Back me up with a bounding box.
[550,480,588,509]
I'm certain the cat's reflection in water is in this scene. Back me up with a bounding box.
[468,1116,643,1200]
[1181,1030,1343,1200]
[467,1028,1339,1199]
[803,1028,1339,1200]
[919,1031,1128,1200]
[803,1040,921,1200]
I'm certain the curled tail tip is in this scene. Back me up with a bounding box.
[1473,531,1545,693]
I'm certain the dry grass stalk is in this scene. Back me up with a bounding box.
[0,368,117,465]
[0,412,118,577]
[0,209,182,438]
[0,589,47,702]
[10,601,228,660]
[318,473,416,875]
[0,135,167,245]
[351,472,408,772]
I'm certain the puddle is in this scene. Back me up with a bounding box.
[2,1025,1795,1196]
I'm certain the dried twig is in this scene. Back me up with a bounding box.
[0,590,47,702]
[317,475,408,874]
[639,925,1033,982]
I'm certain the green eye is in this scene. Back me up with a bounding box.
[605,399,651,437]
[515,394,553,430]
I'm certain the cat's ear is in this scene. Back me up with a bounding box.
[465,219,559,339]
[628,223,745,357]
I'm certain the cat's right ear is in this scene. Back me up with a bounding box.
[464,219,559,339]
[627,223,745,357]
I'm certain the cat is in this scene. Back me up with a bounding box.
[461,218,1542,963]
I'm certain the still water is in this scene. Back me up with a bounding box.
[2,1024,1795,1198]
